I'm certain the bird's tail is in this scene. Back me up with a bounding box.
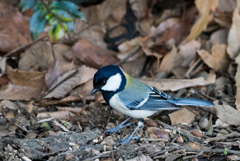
[168,97,214,107]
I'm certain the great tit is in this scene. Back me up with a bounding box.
[91,65,213,145]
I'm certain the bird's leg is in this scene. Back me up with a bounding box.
[116,119,144,145]
[104,117,134,135]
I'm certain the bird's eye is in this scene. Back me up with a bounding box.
[102,79,107,84]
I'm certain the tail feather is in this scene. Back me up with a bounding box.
[168,97,214,107]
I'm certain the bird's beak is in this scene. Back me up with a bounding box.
[91,88,99,95]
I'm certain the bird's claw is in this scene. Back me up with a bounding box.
[116,136,140,145]
[104,128,118,135]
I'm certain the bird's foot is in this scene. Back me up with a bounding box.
[104,122,133,135]
[104,127,119,135]
[116,136,140,145]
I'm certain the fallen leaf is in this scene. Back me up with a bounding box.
[169,108,196,125]
[127,154,153,161]
[210,29,228,45]
[7,66,45,88]
[37,111,76,120]
[217,0,236,12]
[151,6,198,45]
[0,84,43,100]
[227,1,240,59]
[141,70,216,91]
[146,127,169,140]
[18,42,54,71]
[44,65,97,99]
[118,37,142,53]
[197,44,230,72]
[56,107,83,113]
[45,60,76,89]
[0,74,10,85]
[1,100,19,110]
[159,46,183,73]
[235,55,240,110]
[76,24,107,49]
[191,129,203,137]
[184,0,219,43]
[0,67,45,100]
[140,36,163,60]
[0,3,31,53]
[188,142,201,149]
[213,101,240,125]
[179,40,201,67]
[71,39,119,69]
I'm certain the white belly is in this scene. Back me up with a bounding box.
[109,94,156,118]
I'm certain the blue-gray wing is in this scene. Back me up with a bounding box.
[137,91,179,111]
[125,87,213,111]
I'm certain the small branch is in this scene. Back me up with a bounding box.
[3,36,48,58]
[157,121,203,142]
[205,132,240,143]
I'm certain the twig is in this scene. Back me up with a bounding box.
[153,145,240,159]
[110,145,115,161]
[157,121,203,142]
[140,137,169,142]
[205,132,240,143]
[182,150,204,160]
[3,36,48,58]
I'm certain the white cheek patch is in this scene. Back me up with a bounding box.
[102,73,122,91]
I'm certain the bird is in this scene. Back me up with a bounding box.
[91,65,213,145]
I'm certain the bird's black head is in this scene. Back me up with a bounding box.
[91,65,126,95]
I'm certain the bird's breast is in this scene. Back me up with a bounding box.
[109,94,156,118]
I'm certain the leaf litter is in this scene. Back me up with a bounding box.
[0,0,240,160]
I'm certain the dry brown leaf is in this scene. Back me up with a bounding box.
[159,46,183,72]
[213,101,240,125]
[217,0,236,12]
[72,39,119,69]
[0,3,31,53]
[0,67,45,100]
[56,107,83,113]
[184,0,219,43]
[37,111,76,120]
[197,44,230,72]
[235,55,240,110]
[140,36,163,60]
[45,60,76,89]
[210,29,228,45]
[7,67,45,88]
[169,108,196,125]
[76,24,107,49]
[188,142,201,149]
[227,1,240,59]
[146,127,169,140]
[141,71,216,91]
[127,154,153,161]
[19,42,54,71]
[0,84,43,100]
[150,6,198,45]
[44,65,96,99]
[118,37,141,53]
[179,40,201,67]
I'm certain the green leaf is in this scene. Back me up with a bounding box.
[33,2,46,12]
[51,9,74,31]
[206,121,213,136]
[49,24,65,42]
[50,0,86,19]
[40,122,51,131]
[224,148,229,156]
[19,0,37,12]
[30,9,47,40]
